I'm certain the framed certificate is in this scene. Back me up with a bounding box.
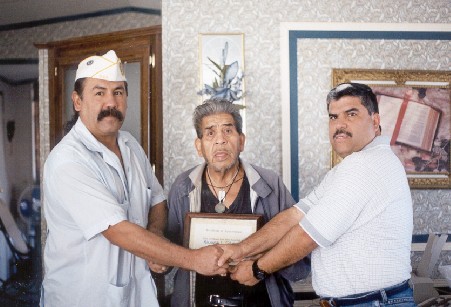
[183,213,263,249]
[184,213,263,306]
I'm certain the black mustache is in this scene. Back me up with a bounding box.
[333,129,352,138]
[97,108,124,121]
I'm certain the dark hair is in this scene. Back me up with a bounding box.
[193,99,243,138]
[326,83,379,115]
[64,78,129,133]
[64,78,86,133]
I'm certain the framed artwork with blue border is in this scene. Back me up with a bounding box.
[279,22,451,200]
[279,22,451,251]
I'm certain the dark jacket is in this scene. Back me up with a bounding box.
[167,160,311,307]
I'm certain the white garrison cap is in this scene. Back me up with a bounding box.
[75,50,126,82]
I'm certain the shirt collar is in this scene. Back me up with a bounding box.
[362,135,390,151]
[72,118,129,153]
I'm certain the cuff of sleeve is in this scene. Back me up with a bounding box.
[299,218,331,248]
[294,199,310,215]
[151,194,166,207]
[84,214,127,240]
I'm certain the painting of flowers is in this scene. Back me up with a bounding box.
[198,33,245,106]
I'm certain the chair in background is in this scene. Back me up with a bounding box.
[0,198,39,305]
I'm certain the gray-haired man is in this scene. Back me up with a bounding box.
[166,99,310,307]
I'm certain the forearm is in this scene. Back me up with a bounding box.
[257,224,317,274]
[146,201,167,237]
[239,207,303,257]
[104,221,198,271]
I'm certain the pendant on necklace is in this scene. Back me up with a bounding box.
[215,201,225,213]
[215,190,226,213]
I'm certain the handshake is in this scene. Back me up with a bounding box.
[149,243,265,286]
[192,243,265,286]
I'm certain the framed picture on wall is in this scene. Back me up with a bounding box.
[331,69,450,189]
[198,33,245,107]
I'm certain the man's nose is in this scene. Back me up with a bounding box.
[334,116,347,129]
[214,131,227,144]
[104,92,118,108]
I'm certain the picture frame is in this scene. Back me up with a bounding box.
[198,33,245,107]
[331,68,450,189]
[184,212,262,307]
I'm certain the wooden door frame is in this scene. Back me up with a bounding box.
[35,26,163,183]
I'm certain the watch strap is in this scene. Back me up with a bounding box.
[252,260,269,280]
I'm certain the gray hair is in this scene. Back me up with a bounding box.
[193,98,243,138]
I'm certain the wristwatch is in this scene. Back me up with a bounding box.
[252,260,269,280]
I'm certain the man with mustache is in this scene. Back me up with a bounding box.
[41,50,227,307]
[218,83,416,306]
[164,99,310,307]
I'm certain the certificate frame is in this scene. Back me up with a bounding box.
[331,68,450,189]
[184,213,263,307]
[183,212,263,248]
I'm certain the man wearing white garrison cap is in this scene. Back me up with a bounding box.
[41,50,227,307]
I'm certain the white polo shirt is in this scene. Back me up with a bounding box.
[41,119,165,307]
[296,136,413,297]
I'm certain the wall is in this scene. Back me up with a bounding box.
[162,0,450,279]
[0,81,34,206]
[0,91,10,205]
[0,12,161,59]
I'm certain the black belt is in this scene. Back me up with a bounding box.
[320,279,411,306]
[208,294,243,306]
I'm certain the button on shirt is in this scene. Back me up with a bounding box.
[41,119,165,307]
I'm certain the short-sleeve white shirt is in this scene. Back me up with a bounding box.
[296,136,413,297]
[41,119,165,307]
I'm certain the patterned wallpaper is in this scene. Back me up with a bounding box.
[2,0,449,283]
[0,12,161,59]
[162,0,450,279]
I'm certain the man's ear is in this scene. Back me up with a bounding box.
[195,138,203,157]
[239,134,246,153]
[72,91,82,112]
[373,113,381,133]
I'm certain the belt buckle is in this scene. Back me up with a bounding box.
[319,299,334,307]
[209,294,222,307]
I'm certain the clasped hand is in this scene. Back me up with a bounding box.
[218,243,262,286]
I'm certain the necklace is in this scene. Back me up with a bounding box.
[207,174,243,189]
[206,164,240,213]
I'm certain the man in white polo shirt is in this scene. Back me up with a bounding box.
[219,83,416,306]
[41,50,227,307]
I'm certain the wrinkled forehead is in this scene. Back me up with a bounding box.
[201,112,236,128]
